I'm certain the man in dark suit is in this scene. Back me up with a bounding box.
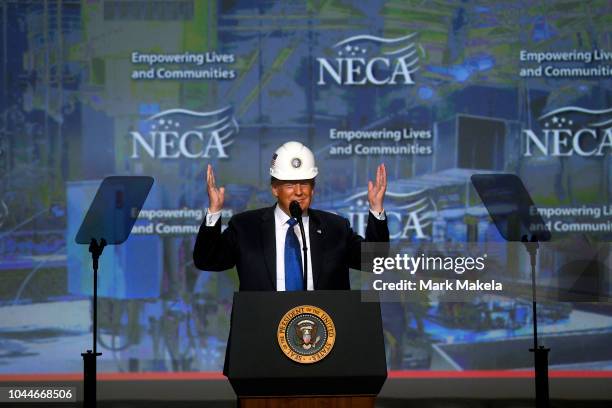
[193,141,389,291]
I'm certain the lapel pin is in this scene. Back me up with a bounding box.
[317,229,322,234]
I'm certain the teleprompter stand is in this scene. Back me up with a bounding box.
[75,176,154,408]
[472,174,552,408]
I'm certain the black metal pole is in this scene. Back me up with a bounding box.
[530,243,538,351]
[533,346,550,408]
[523,236,550,408]
[83,239,105,408]
[93,260,97,356]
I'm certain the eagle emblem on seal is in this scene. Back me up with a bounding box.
[295,319,321,350]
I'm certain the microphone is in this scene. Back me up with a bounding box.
[289,200,302,220]
[289,200,308,290]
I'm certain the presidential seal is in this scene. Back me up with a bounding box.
[277,305,335,364]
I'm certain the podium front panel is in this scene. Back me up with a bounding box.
[226,290,387,396]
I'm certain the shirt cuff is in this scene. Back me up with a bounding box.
[205,209,222,226]
[369,208,386,221]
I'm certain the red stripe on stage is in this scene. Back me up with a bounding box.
[1,370,611,382]
[387,370,612,378]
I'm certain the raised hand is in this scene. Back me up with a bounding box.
[206,164,225,213]
[367,163,387,213]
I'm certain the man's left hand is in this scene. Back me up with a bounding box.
[368,163,387,213]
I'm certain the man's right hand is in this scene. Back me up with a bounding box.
[206,164,225,213]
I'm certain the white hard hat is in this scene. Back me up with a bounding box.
[269,141,318,180]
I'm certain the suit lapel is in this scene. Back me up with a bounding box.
[308,210,323,289]
[260,206,277,290]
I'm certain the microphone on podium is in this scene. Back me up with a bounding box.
[289,200,302,221]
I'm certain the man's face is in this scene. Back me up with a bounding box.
[271,179,314,216]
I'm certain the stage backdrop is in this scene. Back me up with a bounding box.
[1,0,612,377]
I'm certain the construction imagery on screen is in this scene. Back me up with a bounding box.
[0,0,612,380]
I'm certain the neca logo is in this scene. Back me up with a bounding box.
[524,106,612,157]
[130,106,238,159]
[317,33,424,86]
[341,189,436,240]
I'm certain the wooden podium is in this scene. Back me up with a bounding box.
[224,291,387,408]
[239,395,375,407]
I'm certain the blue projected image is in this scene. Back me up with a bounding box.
[0,0,611,377]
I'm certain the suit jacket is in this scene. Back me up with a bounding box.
[193,205,389,290]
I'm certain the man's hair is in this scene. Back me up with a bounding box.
[270,177,315,186]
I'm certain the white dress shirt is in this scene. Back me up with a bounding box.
[205,206,385,291]
[273,205,313,291]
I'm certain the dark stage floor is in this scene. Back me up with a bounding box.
[4,400,612,408]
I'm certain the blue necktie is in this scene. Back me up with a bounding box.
[285,218,304,291]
